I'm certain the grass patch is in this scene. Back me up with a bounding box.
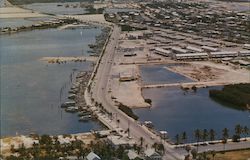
[118,103,138,120]
[120,24,147,32]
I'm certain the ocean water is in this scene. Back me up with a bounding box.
[0,27,104,136]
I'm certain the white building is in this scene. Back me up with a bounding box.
[86,152,101,160]
[171,47,188,54]
[154,47,171,57]
[239,50,250,57]
[144,148,162,160]
[209,51,238,58]
[174,53,208,60]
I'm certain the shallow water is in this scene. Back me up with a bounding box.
[134,87,250,143]
[0,28,103,136]
[140,64,193,85]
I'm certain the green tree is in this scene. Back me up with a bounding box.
[181,132,187,144]
[209,129,216,141]
[243,126,249,141]
[203,129,208,142]
[194,129,202,152]
[175,134,180,145]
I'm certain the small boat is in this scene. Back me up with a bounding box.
[65,106,78,113]
[79,115,91,122]
[68,94,76,99]
[68,89,77,94]
[61,101,75,108]
[78,111,91,117]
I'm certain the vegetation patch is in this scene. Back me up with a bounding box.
[209,83,250,110]
[118,103,138,120]
[120,25,147,32]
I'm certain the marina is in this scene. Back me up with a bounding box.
[0,27,104,136]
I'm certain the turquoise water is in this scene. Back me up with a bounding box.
[134,87,250,143]
[0,28,103,136]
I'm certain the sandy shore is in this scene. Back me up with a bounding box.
[0,7,46,19]
[40,56,98,63]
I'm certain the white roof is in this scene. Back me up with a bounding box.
[239,50,250,54]
[210,51,237,55]
[172,47,188,53]
[127,150,139,159]
[144,148,160,157]
[186,46,203,52]
[86,152,101,160]
[154,47,171,54]
[201,46,218,51]
[175,53,208,57]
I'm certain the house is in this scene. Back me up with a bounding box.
[86,152,101,160]
[127,150,140,160]
[144,148,162,160]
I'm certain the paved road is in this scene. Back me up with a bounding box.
[89,25,183,160]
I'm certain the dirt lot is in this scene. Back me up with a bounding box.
[168,61,250,84]
[208,149,250,160]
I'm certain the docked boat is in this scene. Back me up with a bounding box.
[79,115,91,122]
[61,101,76,108]
[65,106,78,113]
[68,94,76,99]
[78,111,91,117]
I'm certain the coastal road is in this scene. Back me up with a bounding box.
[90,25,183,160]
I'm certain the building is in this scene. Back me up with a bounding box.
[144,148,162,160]
[201,46,219,52]
[86,152,101,160]
[243,44,250,50]
[186,46,203,53]
[174,53,208,60]
[154,47,171,57]
[239,50,250,57]
[171,47,188,54]
[107,135,136,148]
[209,51,238,58]
[119,72,136,82]
[127,150,140,160]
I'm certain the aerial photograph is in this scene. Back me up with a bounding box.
[0,0,249,159]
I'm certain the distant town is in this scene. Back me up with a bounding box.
[0,0,249,160]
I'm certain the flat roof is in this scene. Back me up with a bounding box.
[210,51,238,55]
[175,53,208,57]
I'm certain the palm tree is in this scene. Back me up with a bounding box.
[235,124,242,140]
[194,129,202,152]
[203,129,208,142]
[209,129,216,141]
[175,134,180,145]
[181,132,187,144]
[222,128,229,151]
[242,126,249,141]
[139,137,144,147]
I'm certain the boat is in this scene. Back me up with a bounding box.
[68,94,76,99]
[61,101,75,108]
[65,106,78,113]
[68,89,77,94]
[79,115,91,122]
[78,111,91,117]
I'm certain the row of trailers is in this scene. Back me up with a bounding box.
[153,47,250,60]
